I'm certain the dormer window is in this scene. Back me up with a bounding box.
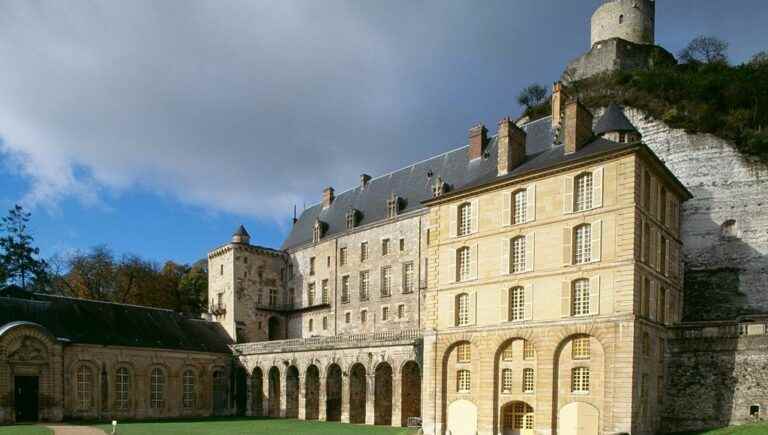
[432,177,447,198]
[346,208,359,229]
[312,219,325,243]
[387,194,401,218]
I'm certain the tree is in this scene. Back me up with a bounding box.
[679,36,729,64]
[0,205,47,289]
[517,84,548,109]
[749,51,768,67]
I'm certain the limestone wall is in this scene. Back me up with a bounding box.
[591,0,654,46]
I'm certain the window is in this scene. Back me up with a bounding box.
[345,312,351,324]
[76,365,93,410]
[288,288,295,306]
[458,202,472,236]
[505,402,534,430]
[643,170,652,209]
[269,288,278,306]
[571,279,590,316]
[457,247,471,281]
[619,14,624,24]
[359,271,369,300]
[313,220,322,242]
[523,340,535,360]
[501,369,513,393]
[657,287,666,323]
[361,310,368,323]
[509,287,525,321]
[309,318,314,332]
[387,194,400,218]
[457,369,471,393]
[360,242,369,262]
[382,306,389,321]
[150,367,165,409]
[322,316,328,330]
[321,279,329,304]
[660,235,668,274]
[213,370,227,408]
[643,332,651,356]
[402,262,414,293]
[513,190,527,224]
[660,187,668,223]
[182,370,195,409]
[502,344,514,361]
[456,343,471,363]
[572,337,591,359]
[219,264,224,276]
[307,283,316,306]
[574,172,593,212]
[327,256,331,268]
[571,367,590,393]
[309,257,316,275]
[643,221,651,262]
[399,238,405,252]
[398,304,405,319]
[382,238,390,255]
[522,368,535,393]
[339,247,347,266]
[381,266,392,297]
[456,293,470,326]
[341,276,350,303]
[346,209,357,229]
[116,367,130,410]
[574,224,592,264]
[511,237,526,273]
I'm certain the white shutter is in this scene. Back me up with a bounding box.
[526,184,536,223]
[563,176,574,214]
[649,179,657,217]
[525,232,535,272]
[649,280,657,321]
[592,167,604,209]
[665,238,671,277]
[470,243,479,280]
[562,226,573,266]
[499,288,508,323]
[589,275,601,315]
[449,205,458,238]
[561,280,571,317]
[501,191,512,227]
[446,294,455,328]
[656,232,663,271]
[591,220,602,263]
[524,283,533,321]
[447,248,457,284]
[500,238,510,275]
[470,291,478,325]
[471,199,480,234]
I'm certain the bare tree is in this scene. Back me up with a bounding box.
[517,84,548,109]
[679,36,729,64]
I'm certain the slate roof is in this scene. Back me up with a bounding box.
[0,293,233,353]
[594,104,638,135]
[233,225,250,237]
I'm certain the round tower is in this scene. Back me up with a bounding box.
[591,0,655,46]
[231,225,251,244]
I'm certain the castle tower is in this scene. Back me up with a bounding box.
[591,0,655,46]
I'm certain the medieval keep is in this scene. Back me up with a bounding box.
[2,1,767,434]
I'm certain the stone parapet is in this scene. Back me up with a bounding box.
[233,328,422,355]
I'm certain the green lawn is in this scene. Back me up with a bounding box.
[94,418,417,435]
[0,426,52,435]
[670,423,768,435]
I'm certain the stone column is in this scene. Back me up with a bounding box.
[365,373,376,425]
[421,331,439,435]
[476,339,495,435]
[298,372,307,420]
[279,368,288,418]
[245,372,253,417]
[341,371,351,423]
[391,371,402,427]
[318,374,327,421]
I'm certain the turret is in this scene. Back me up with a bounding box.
[232,225,251,244]
[591,0,655,46]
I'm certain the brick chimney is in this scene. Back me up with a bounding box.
[497,117,527,176]
[360,174,371,189]
[322,187,335,208]
[564,99,594,155]
[551,82,570,136]
[468,124,488,160]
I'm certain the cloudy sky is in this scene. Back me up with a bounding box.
[0,0,765,264]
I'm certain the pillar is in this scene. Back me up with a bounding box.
[279,369,287,418]
[341,371,351,423]
[365,374,375,425]
[392,371,402,427]
[422,331,439,435]
[298,370,307,420]
[245,372,253,417]
[318,374,327,421]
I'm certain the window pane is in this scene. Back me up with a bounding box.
[510,287,525,321]
[572,280,590,316]
[511,237,526,273]
[575,173,593,212]
[574,225,592,264]
[458,203,472,236]
[513,190,527,224]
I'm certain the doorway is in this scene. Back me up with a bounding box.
[15,376,39,422]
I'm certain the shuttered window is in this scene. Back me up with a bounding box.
[572,279,590,316]
[457,247,471,282]
[574,172,593,212]
[511,237,526,273]
[456,293,470,326]
[513,190,527,224]
[574,224,592,264]
[509,287,525,321]
[458,202,472,236]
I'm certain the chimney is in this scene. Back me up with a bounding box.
[468,124,488,160]
[497,117,527,176]
[360,174,371,189]
[564,99,594,155]
[551,82,570,135]
[322,187,335,208]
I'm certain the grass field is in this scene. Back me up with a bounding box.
[670,423,768,435]
[94,418,417,435]
[0,426,52,435]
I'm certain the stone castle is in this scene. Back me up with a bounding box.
[2,1,767,434]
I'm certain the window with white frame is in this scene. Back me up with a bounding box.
[359,271,369,300]
[150,367,165,409]
[513,189,527,224]
[574,172,594,212]
[269,288,278,306]
[571,279,590,316]
[116,367,130,410]
[522,368,535,393]
[457,369,471,393]
[76,365,93,410]
[501,368,513,393]
[387,195,400,218]
[182,370,195,409]
[574,224,592,264]
[523,340,535,360]
[339,247,347,266]
[457,247,471,282]
[321,279,329,304]
[456,343,471,363]
[571,367,590,393]
[511,236,526,273]
[572,337,591,359]
[509,286,525,321]
[307,282,316,305]
[505,402,534,430]
[381,266,392,297]
[456,293,470,326]
[402,262,414,293]
[341,276,350,303]
[360,242,369,262]
[458,202,472,236]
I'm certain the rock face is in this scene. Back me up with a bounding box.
[619,106,768,321]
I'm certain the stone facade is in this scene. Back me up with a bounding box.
[591,0,655,47]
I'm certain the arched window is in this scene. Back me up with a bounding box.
[522,368,535,393]
[76,365,93,410]
[504,402,534,430]
[574,224,592,264]
[150,368,165,409]
[574,172,593,212]
[457,247,471,281]
[457,369,471,393]
[511,237,526,273]
[571,367,591,393]
[116,367,130,410]
[457,202,472,236]
[571,279,590,316]
[456,293,470,326]
[213,370,228,409]
[182,370,195,409]
[512,189,527,224]
[509,286,525,321]
[501,368,513,393]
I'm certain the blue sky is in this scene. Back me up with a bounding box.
[0,0,765,265]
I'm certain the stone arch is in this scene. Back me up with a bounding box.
[447,399,478,435]
[400,360,421,427]
[492,336,539,432]
[305,365,320,420]
[326,363,342,421]
[285,365,300,418]
[212,367,229,415]
[558,401,599,435]
[374,361,393,425]
[72,360,99,414]
[501,400,535,434]
[234,365,248,416]
[113,362,139,414]
[349,363,367,424]
[147,364,169,412]
[268,366,281,417]
[251,367,264,416]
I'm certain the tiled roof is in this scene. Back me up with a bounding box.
[594,104,638,135]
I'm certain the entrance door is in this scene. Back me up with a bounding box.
[15,376,39,422]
